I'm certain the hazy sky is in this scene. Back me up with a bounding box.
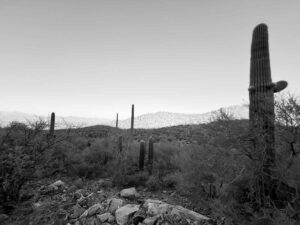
[0,0,299,119]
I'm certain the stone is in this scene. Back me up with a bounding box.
[97,212,115,223]
[85,216,101,225]
[87,203,104,216]
[51,180,65,188]
[70,204,86,219]
[143,199,172,216]
[120,187,140,199]
[108,198,124,214]
[115,204,140,225]
[170,205,210,221]
[143,216,159,225]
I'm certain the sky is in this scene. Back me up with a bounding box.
[0,0,299,119]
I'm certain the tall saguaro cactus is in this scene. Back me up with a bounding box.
[249,24,287,194]
[139,140,145,171]
[148,137,154,175]
[131,104,134,134]
[50,112,55,137]
[116,113,119,129]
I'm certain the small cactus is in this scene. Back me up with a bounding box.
[148,137,154,175]
[139,140,145,171]
[49,112,55,136]
[116,113,119,128]
[131,104,134,134]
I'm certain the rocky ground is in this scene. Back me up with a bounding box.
[0,177,222,225]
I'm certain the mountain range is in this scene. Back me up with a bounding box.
[0,105,248,129]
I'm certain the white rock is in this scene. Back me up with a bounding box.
[108,198,124,214]
[115,204,140,225]
[97,212,115,223]
[120,187,140,199]
[143,199,172,216]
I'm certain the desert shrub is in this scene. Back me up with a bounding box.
[146,176,161,191]
[68,138,116,179]
[162,172,180,188]
[153,143,181,179]
[68,136,90,150]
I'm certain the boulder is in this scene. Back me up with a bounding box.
[70,204,86,219]
[97,212,115,223]
[115,204,140,225]
[120,187,140,199]
[142,199,172,216]
[87,203,104,216]
[108,198,124,214]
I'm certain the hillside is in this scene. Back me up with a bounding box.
[0,105,248,129]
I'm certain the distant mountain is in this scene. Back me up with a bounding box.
[0,105,248,129]
[112,105,249,129]
[0,111,111,128]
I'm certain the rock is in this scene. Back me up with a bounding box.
[39,180,65,195]
[115,204,140,225]
[143,216,159,225]
[108,198,124,214]
[70,204,86,219]
[51,180,65,188]
[87,203,104,216]
[85,216,101,225]
[120,187,140,199]
[143,199,172,216]
[170,205,210,221]
[131,209,146,225]
[97,212,115,223]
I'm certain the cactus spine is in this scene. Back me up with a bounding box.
[50,112,55,136]
[139,140,145,171]
[131,104,134,134]
[148,137,154,175]
[116,113,119,128]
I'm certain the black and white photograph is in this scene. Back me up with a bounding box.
[0,1,299,224]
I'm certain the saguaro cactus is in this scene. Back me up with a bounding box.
[249,24,287,167]
[148,137,154,175]
[249,24,287,201]
[131,104,134,134]
[50,112,55,136]
[139,140,145,170]
[116,113,119,128]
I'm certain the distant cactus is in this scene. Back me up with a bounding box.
[49,112,55,136]
[148,137,154,175]
[118,135,123,152]
[131,104,134,134]
[139,140,145,170]
[116,113,119,128]
[249,24,287,168]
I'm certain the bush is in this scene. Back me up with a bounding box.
[146,176,161,191]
